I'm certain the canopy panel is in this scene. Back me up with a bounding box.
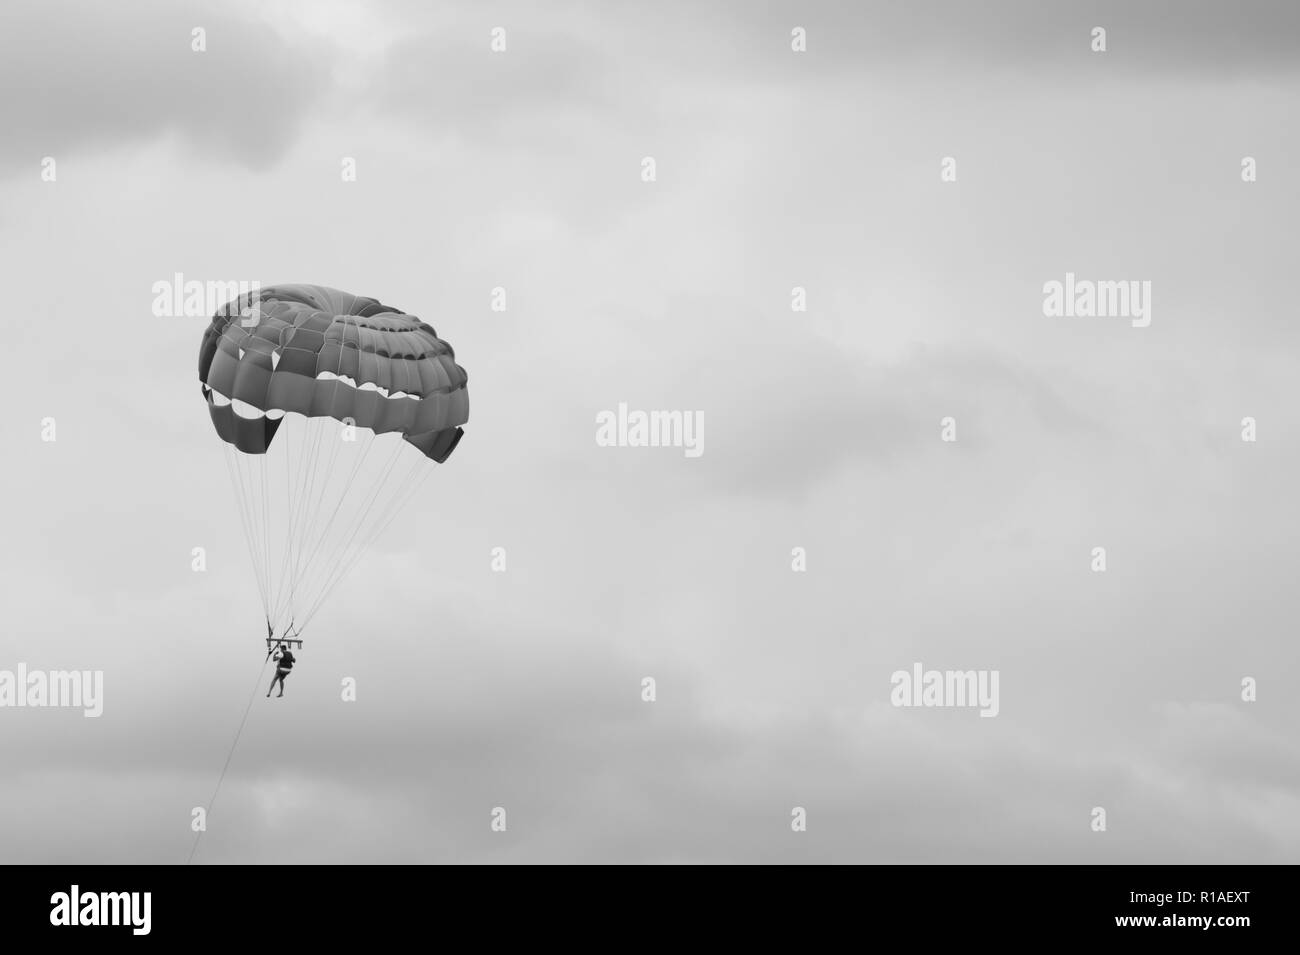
[198,284,468,462]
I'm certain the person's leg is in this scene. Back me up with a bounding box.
[267,672,277,697]
[277,670,288,697]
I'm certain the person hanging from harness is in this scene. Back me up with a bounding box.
[266,627,298,698]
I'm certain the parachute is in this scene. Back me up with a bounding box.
[197,284,469,639]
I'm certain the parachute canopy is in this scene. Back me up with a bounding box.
[198,283,468,462]
[197,284,469,638]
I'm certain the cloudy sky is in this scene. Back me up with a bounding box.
[2,0,1298,863]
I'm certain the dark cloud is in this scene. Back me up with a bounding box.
[0,0,332,177]
[707,0,1300,80]
[368,0,1300,143]
[5,653,1293,862]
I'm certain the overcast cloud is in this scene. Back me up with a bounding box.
[1,0,1297,864]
